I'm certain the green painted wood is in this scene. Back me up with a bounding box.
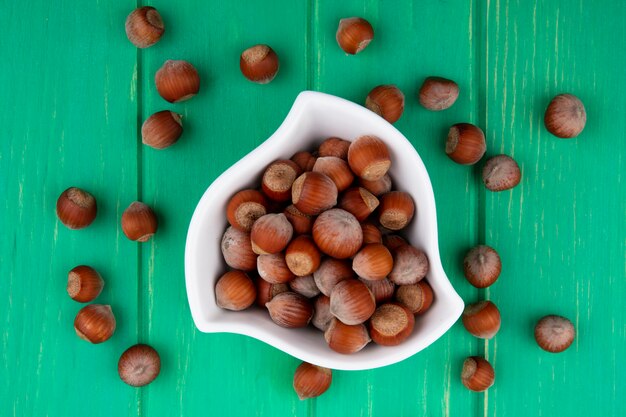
[1,0,625,416]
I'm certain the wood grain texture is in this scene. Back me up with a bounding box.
[0,0,624,416]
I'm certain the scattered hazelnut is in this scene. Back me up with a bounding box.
[118,344,161,387]
[365,85,405,123]
[262,159,302,202]
[318,137,351,159]
[312,209,363,259]
[285,235,321,277]
[266,292,313,328]
[378,191,415,231]
[291,151,317,172]
[360,278,395,304]
[336,17,374,55]
[215,270,256,311]
[312,295,333,331]
[293,362,332,400]
[360,221,382,244]
[74,304,116,343]
[67,265,104,303]
[461,356,495,392]
[56,187,97,229]
[313,258,354,296]
[121,201,158,242]
[256,278,288,307]
[257,253,295,284]
[283,204,313,235]
[352,243,393,281]
[312,156,355,192]
[368,303,415,346]
[544,94,586,138]
[395,281,433,314]
[329,279,376,325]
[141,111,183,149]
[359,173,392,197]
[462,301,501,339]
[339,187,379,221]
[482,155,521,191]
[463,245,501,288]
[388,244,428,285]
[240,44,279,84]
[324,318,370,354]
[418,77,459,111]
[125,6,164,48]
[155,60,200,103]
[534,315,575,353]
[221,226,257,271]
[292,172,338,215]
[226,189,268,232]
[289,275,320,298]
[347,135,391,181]
[446,123,486,165]
[250,213,293,255]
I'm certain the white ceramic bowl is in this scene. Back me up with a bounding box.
[185,91,463,371]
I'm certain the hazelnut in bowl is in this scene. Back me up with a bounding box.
[185,91,464,370]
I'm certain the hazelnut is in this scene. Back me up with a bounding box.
[462,301,501,339]
[482,155,521,191]
[418,77,459,111]
[378,191,415,231]
[395,281,433,314]
[221,226,257,271]
[312,295,333,331]
[312,208,363,259]
[121,201,158,242]
[226,189,268,232]
[285,235,321,277]
[266,292,313,328]
[67,265,104,303]
[215,270,256,311]
[347,135,391,181]
[283,204,313,235]
[257,253,295,284]
[318,137,351,159]
[352,243,393,281]
[544,94,586,138]
[388,244,429,285]
[56,187,97,229]
[293,362,332,400]
[359,173,392,197]
[256,278,288,307]
[329,279,376,325]
[463,245,501,288]
[118,344,161,387]
[365,85,405,123]
[461,356,495,392]
[360,221,382,244]
[382,234,408,251]
[339,187,379,221]
[141,111,183,149]
[312,156,355,192]
[534,315,575,353]
[336,17,374,55]
[289,275,320,298]
[360,278,395,304]
[324,318,370,354]
[291,151,317,172]
[240,44,279,84]
[250,213,293,255]
[313,258,354,296]
[292,172,338,215]
[446,123,486,165]
[155,60,200,103]
[125,6,164,48]
[368,303,415,346]
[74,304,116,343]
[262,159,301,202]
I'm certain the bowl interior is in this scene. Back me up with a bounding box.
[185,91,463,370]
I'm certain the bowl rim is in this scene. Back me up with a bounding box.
[184,91,464,370]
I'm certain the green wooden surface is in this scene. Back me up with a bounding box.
[1,1,624,416]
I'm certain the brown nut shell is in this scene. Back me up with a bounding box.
[283,205,314,235]
[312,156,355,192]
[347,135,391,181]
[121,201,158,242]
[240,44,279,84]
[256,278,289,307]
[366,85,405,123]
[462,357,495,392]
[446,123,486,165]
[329,279,376,325]
[313,258,354,296]
[339,187,379,221]
[395,281,434,314]
[221,226,257,271]
[482,155,521,192]
[418,77,459,111]
[292,172,338,215]
[336,17,374,55]
[141,111,182,149]
[250,213,293,255]
[289,275,320,298]
[359,174,392,197]
[285,235,321,277]
[74,304,116,343]
[352,243,393,281]
[378,191,415,231]
[262,159,302,202]
[388,244,429,285]
[312,295,333,331]
[463,245,502,288]
[56,187,97,229]
[360,222,382,244]
[462,301,501,339]
[324,318,371,354]
[118,344,161,387]
[125,6,164,48]
[544,94,586,138]
[257,253,295,284]
[226,189,268,232]
[318,137,351,159]
[291,151,317,172]
[368,303,415,346]
[67,265,104,303]
[155,60,200,103]
[534,315,575,353]
[266,292,313,328]
[215,270,256,311]
[360,278,395,304]
[293,362,332,400]
[312,209,363,259]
